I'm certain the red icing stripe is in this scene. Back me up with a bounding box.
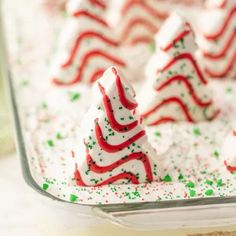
[142,97,194,122]
[158,53,208,84]
[224,160,236,172]
[89,69,105,83]
[53,50,126,86]
[86,150,153,182]
[206,109,221,121]
[204,6,236,40]
[204,49,236,78]
[162,30,191,51]
[98,82,138,132]
[112,68,138,110]
[73,10,108,27]
[61,31,119,68]
[129,36,153,45]
[202,30,236,59]
[156,75,213,107]
[121,18,157,42]
[149,117,176,126]
[74,165,139,186]
[89,0,107,10]
[122,0,168,20]
[95,119,146,153]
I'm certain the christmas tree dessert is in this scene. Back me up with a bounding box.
[74,67,159,186]
[51,0,126,85]
[222,129,236,173]
[67,0,108,17]
[139,13,220,126]
[197,0,236,79]
[108,0,169,46]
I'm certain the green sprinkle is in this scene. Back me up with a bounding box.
[70,194,78,203]
[205,189,214,196]
[189,189,196,197]
[186,181,195,188]
[178,174,184,180]
[70,92,80,102]
[193,127,201,136]
[42,102,48,109]
[217,179,223,187]
[154,131,161,137]
[163,174,172,182]
[42,183,49,191]
[149,40,155,52]
[20,80,29,86]
[226,87,233,93]
[56,132,63,140]
[213,151,220,158]
[47,140,54,147]
[205,180,213,186]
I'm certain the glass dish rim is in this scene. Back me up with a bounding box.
[1,6,236,215]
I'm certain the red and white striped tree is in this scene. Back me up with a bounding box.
[197,0,236,79]
[108,0,169,46]
[51,0,126,85]
[74,67,159,186]
[139,13,220,126]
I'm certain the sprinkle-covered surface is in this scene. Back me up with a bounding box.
[3,0,236,205]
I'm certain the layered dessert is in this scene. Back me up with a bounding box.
[3,0,236,206]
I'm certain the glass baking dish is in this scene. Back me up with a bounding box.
[1,0,236,232]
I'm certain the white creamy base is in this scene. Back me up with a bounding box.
[3,0,236,205]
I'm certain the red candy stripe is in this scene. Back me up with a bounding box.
[73,10,108,26]
[74,164,139,186]
[86,150,153,182]
[95,119,145,153]
[162,30,191,51]
[156,75,212,107]
[204,6,236,40]
[122,0,168,20]
[53,50,126,86]
[142,97,194,122]
[113,68,138,110]
[202,30,236,59]
[61,31,119,68]
[98,82,138,132]
[158,53,208,84]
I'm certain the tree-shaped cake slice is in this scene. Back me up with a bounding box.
[139,13,220,126]
[108,0,169,46]
[74,67,159,186]
[197,0,236,78]
[51,0,126,85]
